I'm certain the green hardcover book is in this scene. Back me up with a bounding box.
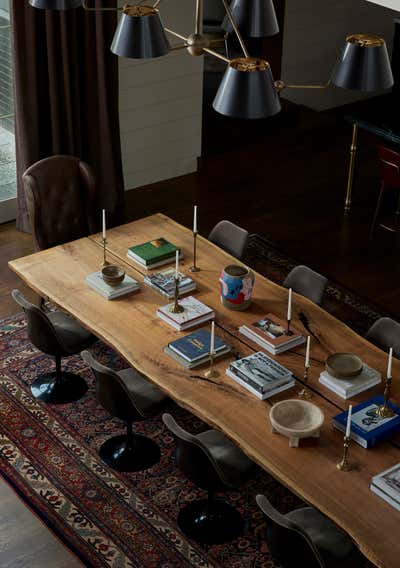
[128,237,179,265]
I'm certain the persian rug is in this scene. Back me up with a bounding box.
[244,234,388,336]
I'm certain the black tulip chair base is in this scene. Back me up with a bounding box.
[30,371,88,404]
[99,433,160,472]
[177,495,243,544]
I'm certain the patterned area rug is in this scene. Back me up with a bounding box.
[244,234,387,335]
[0,314,305,568]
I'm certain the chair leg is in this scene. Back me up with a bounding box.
[30,353,88,404]
[177,489,243,545]
[99,421,160,472]
[369,182,385,240]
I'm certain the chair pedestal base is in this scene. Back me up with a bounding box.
[177,498,243,544]
[30,371,88,404]
[99,434,160,472]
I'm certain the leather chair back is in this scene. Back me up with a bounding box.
[163,413,225,491]
[81,351,142,422]
[256,495,324,568]
[365,317,400,357]
[208,220,249,259]
[23,155,97,250]
[378,146,400,189]
[11,289,62,356]
[283,265,328,306]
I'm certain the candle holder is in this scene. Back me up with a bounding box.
[169,277,185,314]
[336,435,355,471]
[298,366,312,399]
[101,237,109,268]
[375,376,396,418]
[189,231,200,273]
[204,352,219,379]
[285,318,294,336]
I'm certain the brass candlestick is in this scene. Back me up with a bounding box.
[189,231,200,273]
[285,319,293,336]
[169,277,184,314]
[298,366,312,399]
[336,435,354,471]
[375,376,395,418]
[101,237,109,268]
[204,352,219,379]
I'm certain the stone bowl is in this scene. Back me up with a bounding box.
[101,265,125,287]
[326,352,363,379]
[269,399,325,447]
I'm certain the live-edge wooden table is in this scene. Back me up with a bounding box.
[9,213,400,568]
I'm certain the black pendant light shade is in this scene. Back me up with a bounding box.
[331,34,394,91]
[29,0,81,9]
[213,58,281,119]
[111,6,170,59]
[222,0,279,38]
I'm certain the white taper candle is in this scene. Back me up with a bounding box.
[387,347,393,379]
[102,209,106,240]
[210,320,215,355]
[305,336,311,368]
[345,404,352,438]
[175,250,179,280]
[193,205,198,233]
[287,288,292,321]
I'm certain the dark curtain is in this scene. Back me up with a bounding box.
[10,0,125,232]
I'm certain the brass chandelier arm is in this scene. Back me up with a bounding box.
[195,0,202,35]
[164,27,189,42]
[275,80,330,92]
[164,27,230,63]
[170,43,189,51]
[221,0,249,59]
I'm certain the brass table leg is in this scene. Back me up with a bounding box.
[344,123,358,213]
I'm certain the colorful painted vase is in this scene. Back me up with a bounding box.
[220,264,255,311]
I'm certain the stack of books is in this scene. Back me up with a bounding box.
[164,328,231,368]
[86,271,140,300]
[156,296,214,331]
[319,364,381,399]
[127,237,182,269]
[333,396,400,448]
[239,314,304,355]
[226,351,295,399]
[370,463,400,511]
[144,268,196,299]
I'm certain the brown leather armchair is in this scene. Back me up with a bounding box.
[23,155,97,251]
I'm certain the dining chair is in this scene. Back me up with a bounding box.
[23,155,97,251]
[12,289,96,404]
[370,145,400,239]
[162,412,254,544]
[365,317,400,357]
[208,220,249,259]
[81,351,168,472]
[283,265,328,306]
[256,494,363,568]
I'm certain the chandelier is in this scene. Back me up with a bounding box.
[29,0,394,119]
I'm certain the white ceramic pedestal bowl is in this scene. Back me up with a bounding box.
[269,399,325,448]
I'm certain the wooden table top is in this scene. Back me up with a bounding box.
[9,213,400,568]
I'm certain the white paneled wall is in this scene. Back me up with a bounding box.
[119,1,203,191]
[281,0,398,110]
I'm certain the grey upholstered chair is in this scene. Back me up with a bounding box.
[82,351,168,472]
[365,317,400,357]
[12,289,95,404]
[256,495,363,568]
[163,412,254,544]
[283,265,328,306]
[208,220,249,259]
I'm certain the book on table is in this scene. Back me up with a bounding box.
[239,313,305,355]
[127,237,182,269]
[319,364,381,399]
[333,396,400,448]
[226,351,295,399]
[85,271,140,300]
[164,328,231,368]
[370,463,400,512]
[156,296,214,331]
[144,268,196,299]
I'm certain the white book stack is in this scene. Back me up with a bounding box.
[85,271,140,300]
[156,296,214,331]
[370,463,400,512]
[319,364,381,399]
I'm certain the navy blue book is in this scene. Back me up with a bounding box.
[168,329,226,362]
[333,395,400,448]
